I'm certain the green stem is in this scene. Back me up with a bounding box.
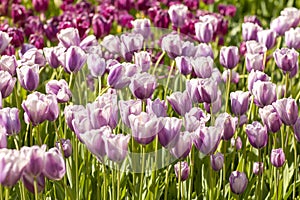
[98,76,102,96]
[164,61,175,100]
[284,72,289,98]
[293,134,297,199]
[75,139,79,200]
[0,185,3,200]
[34,179,38,200]
[225,69,232,113]
[188,147,194,200]
[5,188,8,200]
[177,161,182,200]
[103,164,107,200]
[117,165,120,200]
[139,146,146,199]
[164,163,171,200]
[223,141,227,198]
[152,51,165,75]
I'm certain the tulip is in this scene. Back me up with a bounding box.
[230,91,250,116]
[219,46,239,69]
[0,107,21,135]
[11,4,27,24]
[0,55,17,76]
[203,0,214,4]
[103,133,130,163]
[7,27,24,48]
[158,117,182,149]
[92,13,113,39]
[63,46,87,74]
[242,22,262,41]
[198,78,219,104]
[281,7,300,27]
[0,31,11,54]
[270,148,285,167]
[194,126,222,155]
[245,53,264,72]
[248,70,270,93]
[87,54,106,77]
[273,48,299,72]
[218,4,237,17]
[210,152,224,171]
[32,0,49,12]
[195,22,214,43]
[120,33,144,61]
[146,98,168,117]
[246,121,268,149]
[215,113,236,141]
[168,4,188,28]
[22,173,45,193]
[129,72,156,100]
[204,90,222,114]
[245,40,267,54]
[20,48,46,67]
[129,112,161,145]
[101,35,121,55]
[0,126,6,148]
[119,100,142,127]
[199,15,218,32]
[170,131,192,159]
[259,105,282,133]
[43,46,65,69]
[131,18,151,39]
[191,56,214,78]
[229,171,248,194]
[252,81,277,107]
[222,70,240,84]
[43,147,66,180]
[270,16,293,36]
[285,27,300,49]
[57,27,80,49]
[64,105,86,132]
[244,15,262,26]
[182,41,197,57]
[46,79,72,103]
[175,56,192,76]
[272,98,298,126]
[107,63,131,89]
[17,64,39,91]
[56,139,72,158]
[167,90,192,116]
[184,107,210,132]
[186,79,202,103]
[257,29,277,49]
[79,35,100,53]
[253,162,264,175]
[231,136,242,151]
[195,43,214,59]
[174,161,190,181]
[134,51,151,72]
[21,145,45,177]
[161,34,183,59]
[0,71,16,98]
[293,118,300,142]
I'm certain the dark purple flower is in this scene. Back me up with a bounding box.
[175,56,192,76]
[11,4,27,24]
[92,14,112,39]
[218,4,236,17]
[210,152,224,171]
[43,46,65,69]
[17,64,39,91]
[32,0,49,12]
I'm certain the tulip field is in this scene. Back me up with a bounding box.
[1,0,300,199]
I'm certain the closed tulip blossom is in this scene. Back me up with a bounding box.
[46,79,72,103]
[285,27,300,49]
[174,161,190,181]
[21,145,46,177]
[43,147,65,180]
[184,107,210,132]
[270,15,293,36]
[0,70,16,98]
[293,118,300,142]
[87,54,106,77]
[0,107,21,135]
[248,70,270,93]
[64,105,86,132]
[43,46,65,69]
[210,152,224,171]
[129,72,156,99]
[231,136,242,151]
[161,34,183,59]
[134,51,151,72]
[19,48,46,67]
[245,40,267,54]
[204,90,222,114]
[0,31,11,54]
[146,98,167,117]
[194,126,222,155]
[170,131,192,159]
[120,33,144,61]
[168,4,188,28]
[273,48,299,72]
[158,117,182,149]
[242,22,262,41]
[119,100,142,127]
[272,98,298,126]
[191,56,214,78]
[131,18,151,39]
[245,53,264,72]
[215,113,236,140]
[229,171,248,194]
[230,91,250,116]
[253,162,264,175]
[108,63,131,89]
[270,148,285,167]
[219,46,240,69]
[0,55,17,76]
[259,105,282,133]
[175,56,192,75]
[195,22,214,43]
[257,29,277,49]
[129,112,162,145]
[17,64,39,91]
[198,78,219,104]
[63,46,87,74]
[246,121,268,149]
[195,43,214,59]
[56,139,72,158]
[252,81,277,107]
[281,7,300,27]
[57,27,80,49]
[167,90,192,116]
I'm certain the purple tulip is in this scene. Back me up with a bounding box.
[175,56,192,75]
[293,118,300,142]
[195,43,214,59]
[46,79,72,103]
[195,22,214,43]
[253,162,264,175]
[273,48,299,72]
[120,33,144,61]
[0,55,17,76]
[170,131,192,159]
[210,152,224,171]
[101,35,121,55]
[270,148,285,167]
[280,7,300,28]
[168,4,188,28]
[184,107,210,132]
[191,56,214,78]
[0,70,16,98]
[198,78,219,104]
[87,54,106,77]
[43,46,65,69]
[0,127,6,148]
[134,51,151,72]
[0,107,21,135]
[0,31,11,54]
[219,46,239,69]
[146,98,167,117]
[244,15,262,26]
[80,35,100,53]
[103,133,130,163]
[119,100,142,127]
[229,171,248,194]
[64,105,86,132]
[17,64,39,91]
[131,19,151,39]
[245,53,264,72]
[246,121,268,149]
[222,70,240,84]
[92,13,112,39]
[252,81,277,107]
[242,22,262,41]
[32,0,49,12]
[161,34,183,59]
[218,4,237,17]
[43,147,65,180]
[257,29,277,49]
[158,117,182,149]
[270,16,293,36]
[259,105,282,133]
[203,0,214,5]
[167,90,192,116]
[231,136,242,151]
[22,173,45,193]
[199,15,219,33]
[21,145,46,177]
[129,72,156,100]
[285,27,300,49]
[107,63,131,89]
[63,46,87,74]
[56,139,72,158]
[248,70,270,93]
[215,113,236,141]
[230,91,250,116]
[204,90,222,114]
[194,126,222,155]
[245,40,267,54]
[174,161,190,181]
[272,98,298,126]
[11,4,27,24]
[57,27,80,49]
[20,48,46,67]
[129,112,161,145]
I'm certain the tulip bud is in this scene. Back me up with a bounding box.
[219,46,239,69]
[273,48,299,72]
[32,0,49,12]
[103,133,130,163]
[57,27,80,48]
[246,121,268,149]
[194,126,222,155]
[129,72,156,100]
[56,139,72,158]
[158,117,182,149]
[242,22,262,41]
[195,22,214,43]
[259,105,282,133]
[230,91,250,116]
[167,90,192,116]
[191,56,214,78]
[229,171,248,194]
[272,98,298,126]
[252,81,277,107]
[175,56,192,76]
[0,71,16,98]
[11,4,27,24]
[168,4,188,28]
[270,148,285,167]
[174,161,190,181]
[43,46,65,69]
[257,29,277,49]
[210,152,224,171]
[63,46,87,74]
[17,64,39,91]
[253,162,264,175]
[170,131,192,159]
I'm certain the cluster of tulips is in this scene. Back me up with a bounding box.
[0,0,300,199]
